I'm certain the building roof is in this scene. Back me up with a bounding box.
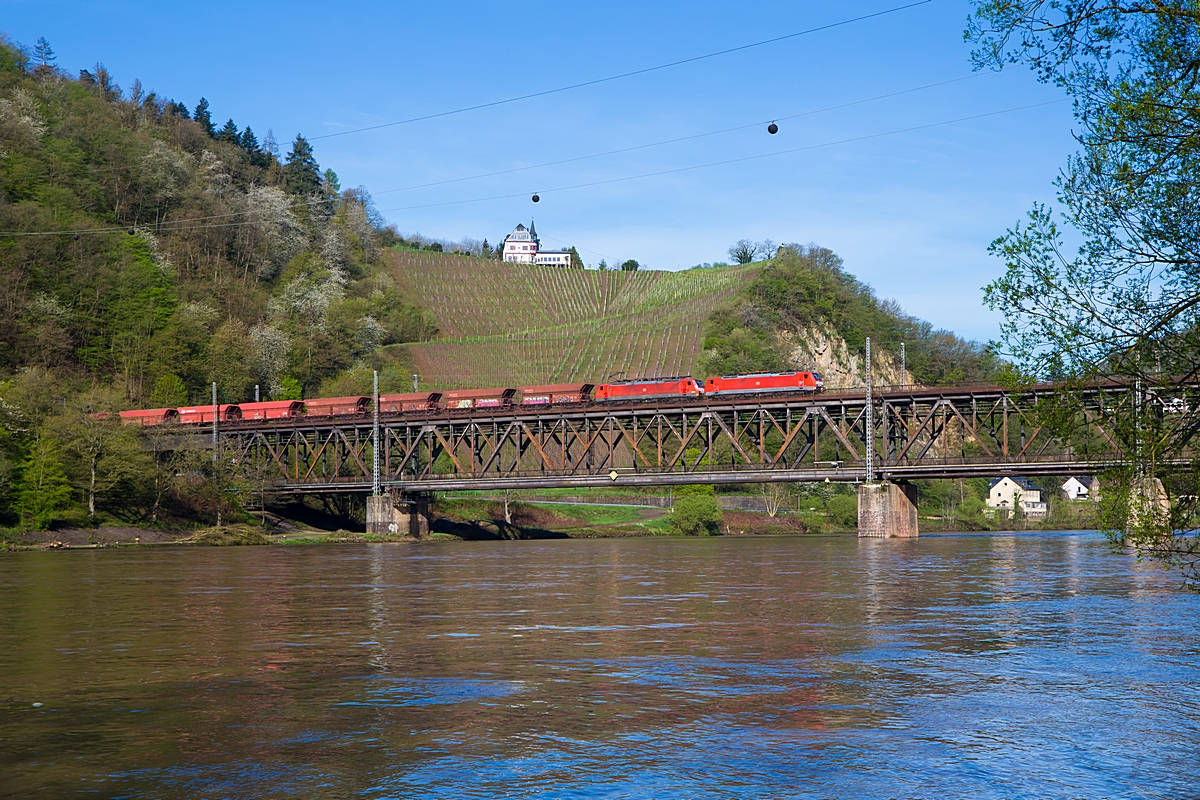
[1067,475,1095,485]
[529,218,536,237]
[989,476,1041,492]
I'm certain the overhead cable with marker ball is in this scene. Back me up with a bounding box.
[0,97,1064,237]
[310,0,934,140]
[374,98,1069,214]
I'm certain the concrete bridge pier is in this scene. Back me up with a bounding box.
[857,481,919,538]
[366,493,430,538]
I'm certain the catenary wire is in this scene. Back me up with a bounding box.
[309,1,934,141]
[373,98,1069,213]
[0,97,1062,237]
[371,72,990,196]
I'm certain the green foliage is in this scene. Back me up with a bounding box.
[700,245,999,385]
[277,377,303,401]
[620,259,640,272]
[150,374,188,407]
[17,434,74,529]
[826,494,858,528]
[284,134,320,195]
[671,491,722,535]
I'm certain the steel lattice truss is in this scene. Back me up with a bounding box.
[199,382,1195,493]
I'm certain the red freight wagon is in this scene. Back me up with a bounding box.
[518,383,595,405]
[238,400,305,421]
[119,408,180,426]
[177,404,243,424]
[304,396,370,416]
[595,377,702,402]
[378,392,443,414]
[705,371,824,395]
[443,387,518,410]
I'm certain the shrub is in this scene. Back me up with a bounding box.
[672,492,722,535]
[826,494,858,528]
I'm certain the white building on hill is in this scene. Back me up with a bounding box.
[502,220,575,266]
[987,476,1048,519]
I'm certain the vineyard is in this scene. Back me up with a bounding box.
[389,251,760,388]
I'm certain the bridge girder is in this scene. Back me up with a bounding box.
[195,384,1157,494]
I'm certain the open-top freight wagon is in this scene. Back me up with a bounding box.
[518,383,595,405]
[443,387,519,410]
[177,404,243,424]
[303,396,371,416]
[378,392,443,414]
[238,400,306,421]
[118,408,181,426]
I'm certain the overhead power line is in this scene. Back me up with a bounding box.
[374,99,1069,214]
[371,72,990,197]
[310,1,934,141]
[0,97,1064,238]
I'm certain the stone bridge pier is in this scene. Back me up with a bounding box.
[857,482,919,538]
[366,493,430,538]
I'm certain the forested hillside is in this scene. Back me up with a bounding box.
[700,244,1001,386]
[0,37,434,528]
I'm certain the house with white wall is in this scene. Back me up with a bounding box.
[1061,475,1099,501]
[501,220,575,266]
[987,476,1048,519]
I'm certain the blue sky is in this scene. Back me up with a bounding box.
[3,0,1076,343]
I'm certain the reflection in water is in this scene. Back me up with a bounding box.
[1,533,1198,798]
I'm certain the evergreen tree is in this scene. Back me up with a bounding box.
[193,97,213,136]
[285,134,321,195]
[17,434,73,530]
[216,118,239,143]
[166,99,190,119]
[240,126,259,152]
[32,37,55,68]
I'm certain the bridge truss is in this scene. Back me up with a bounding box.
[207,383,1166,493]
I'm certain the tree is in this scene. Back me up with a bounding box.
[240,126,259,152]
[671,484,722,535]
[54,399,149,521]
[17,433,73,529]
[620,259,640,272]
[207,320,255,402]
[193,97,213,136]
[151,373,188,407]
[755,481,789,517]
[827,494,858,529]
[215,118,239,143]
[728,240,758,264]
[32,37,55,69]
[968,1,1200,582]
[285,134,321,195]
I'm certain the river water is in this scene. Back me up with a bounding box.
[1,532,1197,798]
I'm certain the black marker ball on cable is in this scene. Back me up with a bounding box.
[73,233,80,241]
[532,193,540,203]
[768,121,778,135]
[127,227,135,235]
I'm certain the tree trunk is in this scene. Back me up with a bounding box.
[88,455,97,519]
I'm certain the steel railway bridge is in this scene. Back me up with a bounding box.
[182,380,1191,537]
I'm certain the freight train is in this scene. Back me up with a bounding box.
[117,371,824,426]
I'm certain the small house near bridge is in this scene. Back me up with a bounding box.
[987,476,1048,520]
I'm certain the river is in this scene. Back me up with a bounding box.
[1,532,1197,798]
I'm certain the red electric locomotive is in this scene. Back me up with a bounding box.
[704,371,824,396]
[594,376,703,402]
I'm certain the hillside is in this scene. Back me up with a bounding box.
[388,246,998,391]
[390,251,759,388]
